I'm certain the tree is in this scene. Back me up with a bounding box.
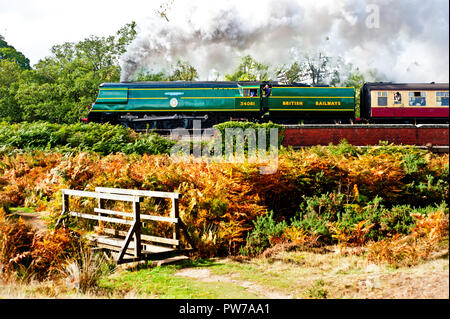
[276,52,343,86]
[154,0,174,22]
[275,61,302,84]
[169,60,198,81]
[132,59,198,82]
[342,66,366,117]
[74,22,137,74]
[0,34,31,70]
[225,55,270,81]
[0,59,24,122]
[342,65,386,118]
[133,70,169,82]
[1,22,138,124]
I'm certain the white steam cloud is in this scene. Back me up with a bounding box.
[120,0,449,83]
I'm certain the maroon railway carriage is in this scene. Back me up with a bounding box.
[360,82,449,123]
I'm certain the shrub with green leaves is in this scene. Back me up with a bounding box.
[242,211,288,256]
[213,121,284,155]
[0,121,175,155]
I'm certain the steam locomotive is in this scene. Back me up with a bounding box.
[84,81,449,129]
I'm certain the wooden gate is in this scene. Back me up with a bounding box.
[56,187,193,264]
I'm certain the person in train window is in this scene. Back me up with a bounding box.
[394,92,401,104]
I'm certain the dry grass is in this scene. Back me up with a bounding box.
[0,242,447,299]
[209,243,449,299]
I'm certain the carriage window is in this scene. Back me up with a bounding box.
[409,91,426,106]
[377,91,387,106]
[393,91,402,104]
[436,91,449,106]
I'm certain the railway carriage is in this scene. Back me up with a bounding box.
[360,82,449,123]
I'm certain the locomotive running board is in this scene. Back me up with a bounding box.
[128,114,208,122]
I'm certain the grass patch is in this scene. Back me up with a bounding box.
[9,207,35,214]
[1,247,448,298]
[99,261,261,299]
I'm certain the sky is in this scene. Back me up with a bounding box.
[1,0,449,83]
[0,0,161,64]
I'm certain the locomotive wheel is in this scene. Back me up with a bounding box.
[182,119,192,129]
[146,121,158,130]
[133,120,157,130]
[162,120,185,130]
[120,121,132,129]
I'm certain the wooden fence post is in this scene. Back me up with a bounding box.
[133,200,142,258]
[97,198,104,231]
[55,190,69,228]
[171,198,180,250]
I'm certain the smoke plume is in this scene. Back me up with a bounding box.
[120,0,449,83]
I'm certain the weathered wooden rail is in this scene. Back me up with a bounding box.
[56,187,193,264]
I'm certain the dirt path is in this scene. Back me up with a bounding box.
[12,212,48,232]
[175,267,293,299]
[174,252,449,299]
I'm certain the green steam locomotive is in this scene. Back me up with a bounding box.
[85,81,355,129]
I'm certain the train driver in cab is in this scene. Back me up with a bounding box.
[263,84,271,97]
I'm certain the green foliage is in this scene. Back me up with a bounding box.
[0,60,23,122]
[304,279,328,299]
[132,59,198,82]
[292,193,347,242]
[0,23,136,124]
[275,61,303,84]
[242,188,448,254]
[225,55,270,81]
[64,245,113,293]
[275,52,342,86]
[0,121,175,155]
[0,35,31,70]
[121,133,176,155]
[213,121,284,154]
[292,194,448,243]
[170,60,199,81]
[0,209,85,282]
[343,66,365,116]
[242,211,288,256]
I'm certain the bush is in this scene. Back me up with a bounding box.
[64,244,112,294]
[0,121,175,155]
[367,209,449,266]
[213,121,284,155]
[291,193,448,244]
[242,211,287,256]
[0,141,448,257]
[291,193,347,243]
[0,208,85,281]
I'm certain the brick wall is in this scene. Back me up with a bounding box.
[282,125,449,147]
